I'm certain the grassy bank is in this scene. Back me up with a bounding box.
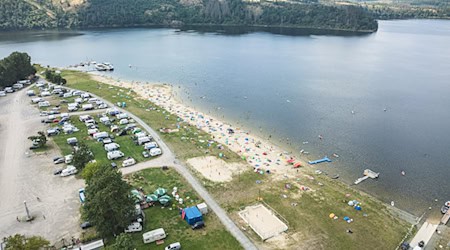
[56,69,411,249]
[125,168,242,250]
[60,70,242,163]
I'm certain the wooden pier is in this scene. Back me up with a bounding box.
[441,210,450,225]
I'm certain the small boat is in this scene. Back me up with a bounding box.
[441,201,450,214]
[331,174,339,179]
[332,153,339,158]
[391,201,395,207]
[401,170,405,176]
[351,110,355,115]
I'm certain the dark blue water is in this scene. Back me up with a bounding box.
[1,20,449,214]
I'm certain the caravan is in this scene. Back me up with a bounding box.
[93,132,109,140]
[104,143,120,152]
[149,148,162,157]
[143,228,166,244]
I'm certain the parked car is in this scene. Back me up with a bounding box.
[0,91,6,97]
[142,151,150,158]
[111,162,117,168]
[80,221,92,229]
[191,221,205,230]
[165,242,181,250]
[53,157,65,164]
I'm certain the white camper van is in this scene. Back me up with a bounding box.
[107,150,124,160]
[93,132,109,140]
[137,136,151,145]
[60,166,77,177]
[124,222,143,233]
[104,143,120,152]
[122,158,136,167]
[143,228,166,244]
[149,148,162,157]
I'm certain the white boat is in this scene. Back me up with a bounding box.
[95,62,114,71]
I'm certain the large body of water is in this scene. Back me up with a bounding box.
[1,20,449,215]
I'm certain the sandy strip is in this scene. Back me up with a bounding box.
[88,73,308,181]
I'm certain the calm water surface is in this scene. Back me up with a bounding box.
[1,20,449,215]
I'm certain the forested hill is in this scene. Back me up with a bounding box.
[0,0,377,32]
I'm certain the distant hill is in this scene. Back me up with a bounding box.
[0,0,378,32]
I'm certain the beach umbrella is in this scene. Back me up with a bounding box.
[154,188,167,196]
[329,213,335,219]
[146,194,158,202]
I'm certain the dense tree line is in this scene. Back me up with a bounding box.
[0,52,36,89]
[44,69,67,85]
[0,0,378,32]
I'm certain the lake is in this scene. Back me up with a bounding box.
[1,20,449,215]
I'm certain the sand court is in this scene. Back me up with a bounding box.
[239,204,288,240]
[186,156,247,182]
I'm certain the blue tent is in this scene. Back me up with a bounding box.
[183,206,203,225]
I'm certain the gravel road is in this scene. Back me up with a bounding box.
[0,87,83,243]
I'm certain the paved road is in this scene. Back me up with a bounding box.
[66,86,258,250]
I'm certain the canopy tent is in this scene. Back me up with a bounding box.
[158,195,172,205]
[154,188,167,196]
[146,194,158,202]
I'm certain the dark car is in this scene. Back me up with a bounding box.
[191,221,205,230]
[80,221,92,229]
[41,119,53,123]
[53,168,64,175]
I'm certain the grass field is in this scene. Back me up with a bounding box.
[124,168,243,250]
[49,114,148,166]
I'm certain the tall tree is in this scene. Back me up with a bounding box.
[72,142,94,171]
[0,52,35,88]
[3,234,50,250]
[84,164,135,238]
[107,233,135,250]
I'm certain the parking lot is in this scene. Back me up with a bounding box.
[0,87,84,243]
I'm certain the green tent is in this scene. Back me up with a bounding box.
[146,194,158,202]
[158,195,172,205]
[154,188,167,197]
[131,189,143,203]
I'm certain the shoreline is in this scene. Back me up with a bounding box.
[85,71,422,220]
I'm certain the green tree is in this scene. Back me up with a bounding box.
[84,164,135,238]
[81,162,101,182]
[28,131,47,148]
[3,234,50,250]
[107,233,135,250]
[0,52,35,88]
[73,142,94,171]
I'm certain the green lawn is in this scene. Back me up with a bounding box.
[125,168,242,250]
[50,114,148,166]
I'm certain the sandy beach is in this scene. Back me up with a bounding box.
[89,73,311,182]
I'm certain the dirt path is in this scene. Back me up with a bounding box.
[0,88,83,243]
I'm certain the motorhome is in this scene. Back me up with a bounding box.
[117,113,128,119]
[31,97,44,103]
[26,90,35,96]
[144,142,158,150]
[150,148,162,157]
[124,222,142,233]
[93,132,109,140]
[38,101,50,107]
[61,166,77,177]
[137,136,151,145]
[4,87,13,93]
[82,104,94,111]
[122,158,136,167]
[104,143,120,152]
[107,150,124,160]
[12,83,24,89]
[119,119,129,125]
[67,137,78,145]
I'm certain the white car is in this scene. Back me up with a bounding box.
[0,91,6,97]
[60,166,77,177]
